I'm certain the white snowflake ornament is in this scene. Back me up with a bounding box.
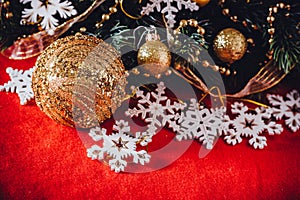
[224,102,283,149]
[87,120,151,173]
[125,82,186,146]
[177,99,231,150]
[0,67,35,105]
[20,0,77,30]
[141,0,199,28]
[267,90,300,132]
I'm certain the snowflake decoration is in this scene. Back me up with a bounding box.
[224,102,283,149]
[267,90,300,132]
[87,120,151,173]
[125,82,186,146]
[20,0,77,30]
[214,34,227,47]
[177,99,232,149]
[141,0,199,28]
[0,67,35,105]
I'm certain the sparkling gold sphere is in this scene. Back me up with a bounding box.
[137,40,171,76]
[213,28,248,64]
[32,34,126,128]
[192,0,210,7]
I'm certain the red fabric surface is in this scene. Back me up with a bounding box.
[0,54,299,200]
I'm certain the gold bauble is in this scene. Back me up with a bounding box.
[192,0,210,7]
[137,40,171,76]
[213,28,247,64]
[32,34,126,128]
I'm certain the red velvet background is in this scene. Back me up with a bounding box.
[0,54,299,199]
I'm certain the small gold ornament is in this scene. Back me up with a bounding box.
[213,28,247,64]
[137,40,171,76]
[192,0,210,7]
[32,34,126,128]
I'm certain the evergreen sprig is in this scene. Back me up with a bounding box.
[268,2,300,73]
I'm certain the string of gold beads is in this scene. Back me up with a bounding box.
[130,67,173,79]
[95,0,119,28]
[174,19,206,36]
[202,60,236,76]
[267,2,291,44]
[0,0,13,19]
[218,0,259,30]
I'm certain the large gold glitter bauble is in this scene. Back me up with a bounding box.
[137,40,171,76]
[213,28,247,64]
[192,0,210,7]
[32,34,126,128]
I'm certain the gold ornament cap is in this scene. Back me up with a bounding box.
[213,28,247,64]
[32,34,126,128]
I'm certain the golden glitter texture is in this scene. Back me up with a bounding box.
[192,0,210,7]
[137,40,171,76]
[213,28,247,64]
[32,34,126,128]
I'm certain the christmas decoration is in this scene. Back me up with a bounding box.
[176,99,284,150]
[225,102,283,149]
[0,0,299,174]
[124,83,292,151]
[177,99,231,150]
[192,0,210,7]
[213,28,248,64]
[87,120,151,173]
[32,34,125,128]
[267,90,300,133]
[20,0,77,30]
[265,2,300,73]
[2,0,105,60]
[141,0,199,28]
[0,66,35,105]
[137,40,171,76]
[126,82,186,146]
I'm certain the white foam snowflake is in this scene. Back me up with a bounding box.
[141,0,199,28]
[87,120,150,173]
[224,102,283,149]
[20,0,77,30]
[0,67,35,105]
[267,90,300,132]
[125,82,186,146]
[177,99,232,149]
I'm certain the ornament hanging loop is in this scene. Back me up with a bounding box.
[133,25,160,49]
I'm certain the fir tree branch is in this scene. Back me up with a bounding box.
[268,2,300,73]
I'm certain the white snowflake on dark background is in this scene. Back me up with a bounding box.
[268,90,300,132]
[141,0,199,28]
[0,67,35,105]
[20,0,77,30]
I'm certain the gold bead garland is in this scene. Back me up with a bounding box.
[32,34,126,128]
[266,2,291,44]
[174,19,206,36]
[0,0,12,19]
[218,0,259,30]
[95,0,144,28]
[95,0,119,28]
